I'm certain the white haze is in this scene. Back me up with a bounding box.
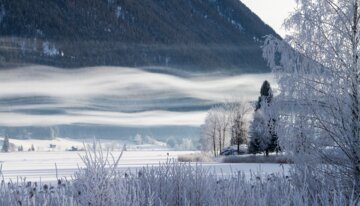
[0,66,275,127]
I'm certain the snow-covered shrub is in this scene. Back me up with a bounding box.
[177,152,213,162]
[0,177,74,205]
[0,142,358,205]
[72,142,125,205]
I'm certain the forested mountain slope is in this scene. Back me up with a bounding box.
[0,0,279,72]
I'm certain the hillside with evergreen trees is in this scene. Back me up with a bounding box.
[0,0,279,72]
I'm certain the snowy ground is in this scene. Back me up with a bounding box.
[0,150,288,182]
[0,150,184,181]
[0,137,168,152]
[0,137,289,182]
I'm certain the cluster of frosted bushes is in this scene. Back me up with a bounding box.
[0,145,357,205]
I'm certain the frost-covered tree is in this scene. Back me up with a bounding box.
[200,108,220,156]
[230,102,251,154]
[134,134,143,145]
[213,104,232,154]
[201,102,250,156]
[166,137,177,148]
[2,135,9,152]
[249,81,278,156]
[230,114,247,150]
[248,111,267,154]
[179,138,194,150]
[263,0,360,194]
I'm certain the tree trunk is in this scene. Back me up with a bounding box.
[218,131,222,154]
[351,2,360,194]
[213,137,217,157]
[355,166,360,195]
[222,128,226,153]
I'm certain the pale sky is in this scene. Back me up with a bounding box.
[241,0,297,37]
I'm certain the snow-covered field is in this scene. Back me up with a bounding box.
[0,149,288,182]
[0,138,287,182]
[0,142,351,206]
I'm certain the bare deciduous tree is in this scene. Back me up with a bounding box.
[229,102,252,154]
[201,102,251,156]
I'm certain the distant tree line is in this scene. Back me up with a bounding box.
[1,135,35,152]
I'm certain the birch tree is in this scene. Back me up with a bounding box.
[263,0,360,195]
[213,105,232,154]
[200,108,220,156]
[201,102,251,156]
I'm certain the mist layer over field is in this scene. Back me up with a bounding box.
[0,66,274,139]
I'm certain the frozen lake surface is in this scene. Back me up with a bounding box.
[0,151,289,182]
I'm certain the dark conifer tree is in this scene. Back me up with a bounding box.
[2,135,10,152]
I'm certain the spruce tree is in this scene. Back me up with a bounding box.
[2,135,10,152]
[255,80,273,111]
[249,80,279,156]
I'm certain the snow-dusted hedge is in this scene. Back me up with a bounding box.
[177,152,213,162]
[221,154,292,164]
[0,144,357,205]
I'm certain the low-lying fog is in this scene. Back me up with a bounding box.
[0,66,275,140]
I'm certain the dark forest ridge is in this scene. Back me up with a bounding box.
[0,0,279,72]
